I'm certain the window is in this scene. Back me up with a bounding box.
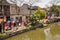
[16,17,18,20]
[4,5,10,15]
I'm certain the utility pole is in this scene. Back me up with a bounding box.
[2,0,4,33]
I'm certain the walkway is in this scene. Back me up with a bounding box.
[5,25,27,35]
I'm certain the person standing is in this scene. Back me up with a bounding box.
[7,20,11,30]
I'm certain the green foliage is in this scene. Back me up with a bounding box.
[49,5,60,13]
[33,8,46,19]
[29,8,46,26]
[34,8,46,19]
[39,10,46,19]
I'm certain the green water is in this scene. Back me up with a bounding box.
[6,28,46,40]
[5,22,60,40]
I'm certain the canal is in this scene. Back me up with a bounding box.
[5,22,60,40]
[6,28,46,40]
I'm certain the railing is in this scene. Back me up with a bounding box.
[51,17,60,19]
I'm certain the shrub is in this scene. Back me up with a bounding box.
[29,8,46,26]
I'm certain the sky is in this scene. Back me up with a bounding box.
[6,0,60,8]
[33,0,51,8]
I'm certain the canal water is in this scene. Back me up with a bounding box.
[5,28,46,40]
[5,28,60,40]
[5,22,60,40]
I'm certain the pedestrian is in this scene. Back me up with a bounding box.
[4,22,7,32]
[47,16,51,20]
[7,20,11,30]
[11,21,14,29]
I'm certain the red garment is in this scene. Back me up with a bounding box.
[11,22,14,27]
[4,22,7,27]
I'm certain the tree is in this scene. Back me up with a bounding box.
[29,8,46,26]
[48,0,60,16]
[34,8,46,19]
[49,5,60,16]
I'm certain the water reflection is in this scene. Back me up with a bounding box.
[6,22,60,40]
[22,35,30,40]
[44,27,60,40]
[44,28,52,40]
[6,28,45,40]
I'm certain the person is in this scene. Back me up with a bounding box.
[47,16,51,20]
[24,17,30,26]
[19,17,22,26]
[11,21,15,29]
[4,22,7,32]
[14,21,16,26]
[7,20,11,30]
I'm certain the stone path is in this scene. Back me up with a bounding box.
[5,25,26,35]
